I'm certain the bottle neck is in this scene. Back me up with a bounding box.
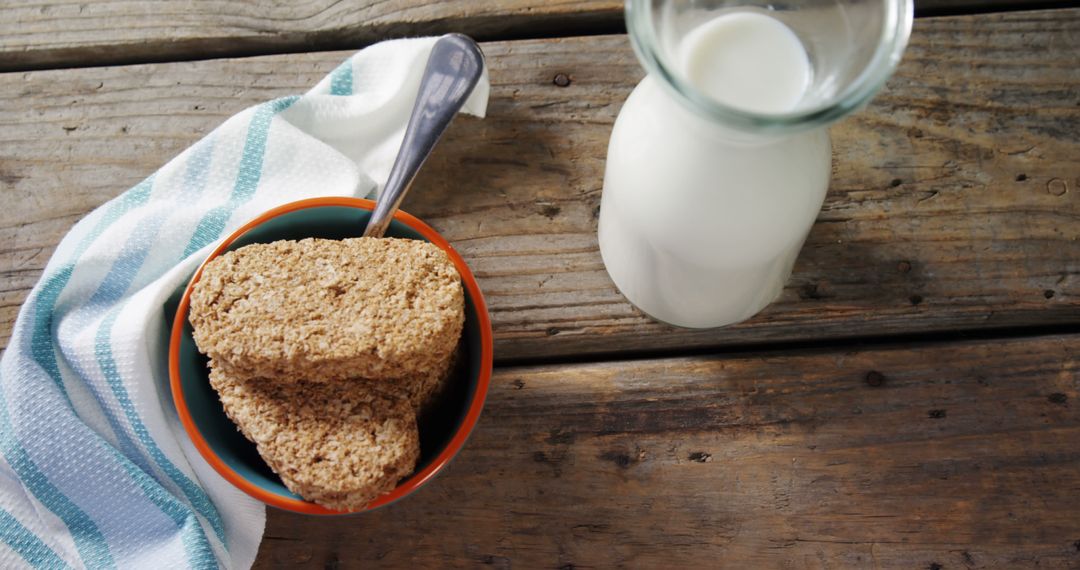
[641,75,816,148]
[625,0,914,136]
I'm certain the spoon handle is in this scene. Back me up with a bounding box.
[363,34,485,238]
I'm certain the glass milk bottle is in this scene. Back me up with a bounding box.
[599,0,913,328]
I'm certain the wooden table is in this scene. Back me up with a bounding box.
[2,1,1078,568]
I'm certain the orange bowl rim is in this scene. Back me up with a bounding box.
[168,196,494,515]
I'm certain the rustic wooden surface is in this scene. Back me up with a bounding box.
[255,335,1080,568]
[1,0,1074,71]
[0,0,624,72]
[2,2,1079,568]
[2,10,1078,361]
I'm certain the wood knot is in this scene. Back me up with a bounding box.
[538,203,561,218]
[600,450,643,469]
[909,294,924,306]
[1048,393,1068,405]
[865,371,886,387]
[799,282,830,300]
[897,260,912,274]
[546,429,575,445]
[928,409,947,419]
[603,452,631,468]
[533,451,551,464]
[1044,289,1055,299]
[688,452,713,463]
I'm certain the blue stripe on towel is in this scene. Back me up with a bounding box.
[3,177,159,568]
[0,507,71,569]
[30,177,156,401]
[330,60,353,95]
[0,389,114,569]
[182,96,298,258]
[78,146,227,546]
[94,306,227,547]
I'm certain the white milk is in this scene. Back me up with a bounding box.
[680,12,811,113]
[599,12,831,328]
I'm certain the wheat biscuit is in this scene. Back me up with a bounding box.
[190,237,465,383]
[209,363,420,511]
[367,343,460,414]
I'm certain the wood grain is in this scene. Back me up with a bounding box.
[0,0,623,72]
[1,0,1075,72]
[255,334,1080,568]
[2,10,1079,361]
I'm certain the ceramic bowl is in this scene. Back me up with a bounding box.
[169,196,493,514]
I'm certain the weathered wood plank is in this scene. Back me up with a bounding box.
[0,0,623,72]
[255,334,1080,568]
[2,10,1079,360]
[1,0,1074,72]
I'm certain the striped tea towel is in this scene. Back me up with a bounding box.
[0,37,489,569]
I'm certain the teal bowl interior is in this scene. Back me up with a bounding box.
[170,205,486,508]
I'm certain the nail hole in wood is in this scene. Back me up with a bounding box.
[688,452,713,463]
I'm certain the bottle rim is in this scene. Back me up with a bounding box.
[625,0,915,134]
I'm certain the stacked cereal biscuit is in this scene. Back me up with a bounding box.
[189,237,464,510]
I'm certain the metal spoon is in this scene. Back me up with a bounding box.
[362,34,486,238]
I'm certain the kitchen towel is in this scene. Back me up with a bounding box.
[0,36,488,569]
